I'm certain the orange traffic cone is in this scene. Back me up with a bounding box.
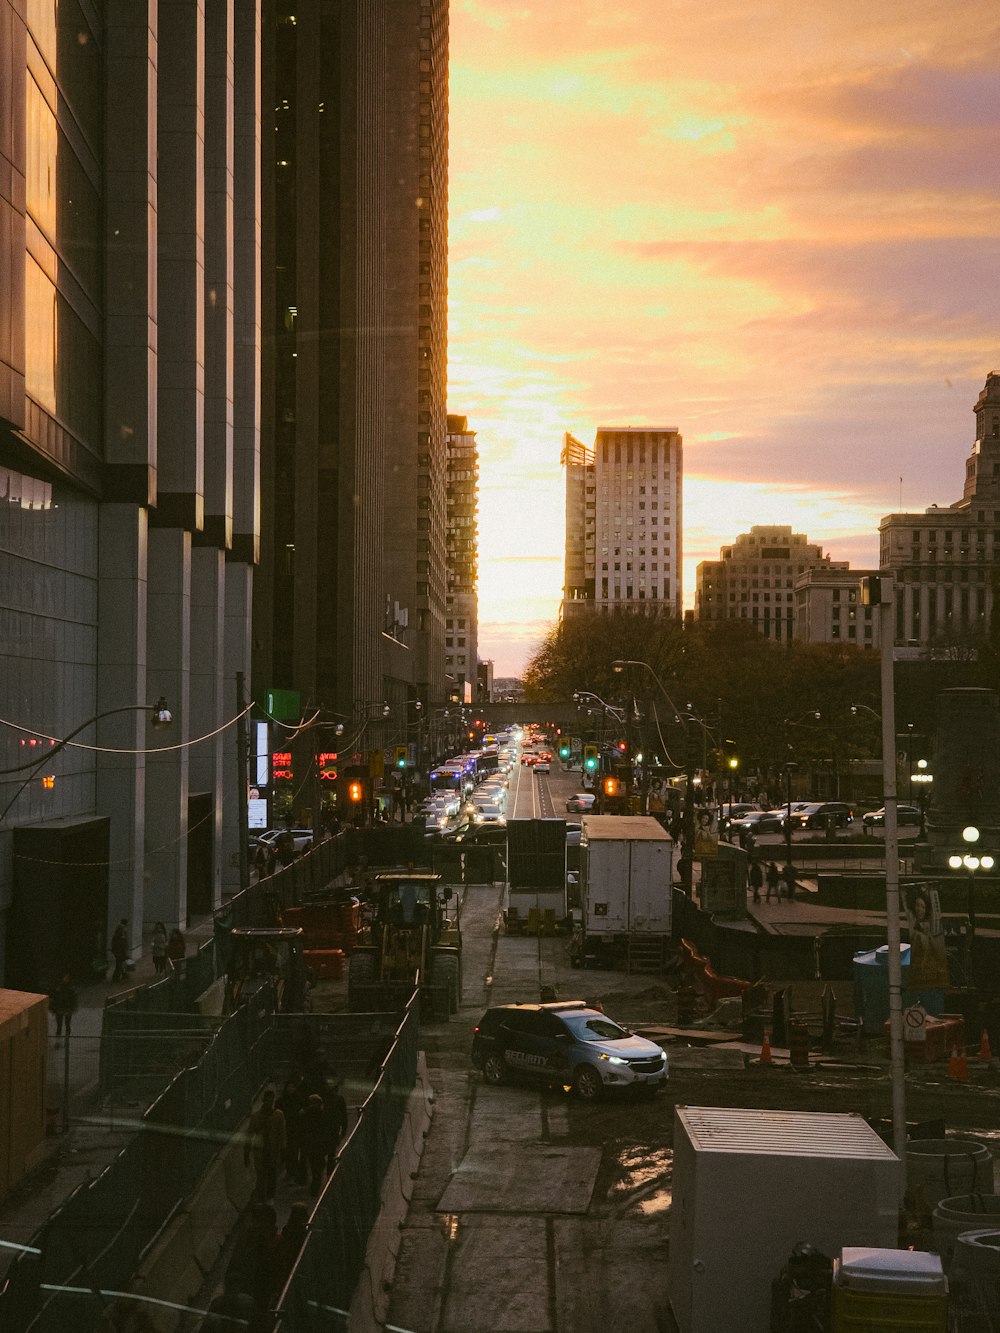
[760,1029,772,1065]
[978,1029,993,1061]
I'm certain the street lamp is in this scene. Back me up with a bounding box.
[783,761,798,863]
[948,826,994,986]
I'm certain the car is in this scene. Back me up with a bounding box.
[720,803,759,820]
[566,792,597,813]
[521,754,538,766]
[534,760,550,774]
[472,1000,668,1100]
[728,811,784,844]
[472,802,506,826]
[862,805,922,827]
[257,827,314,855]
[788,801,854,829]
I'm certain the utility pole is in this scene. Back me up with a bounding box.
[236,672,250,893]
[681,716,698,897]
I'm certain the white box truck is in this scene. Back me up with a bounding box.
[576,816,673,969]
[667,1105,901,1333]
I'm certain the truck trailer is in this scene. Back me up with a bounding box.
[574,815,674,971]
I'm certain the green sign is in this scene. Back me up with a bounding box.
[264,687,301,722]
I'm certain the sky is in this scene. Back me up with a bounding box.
[446,0,1000,677]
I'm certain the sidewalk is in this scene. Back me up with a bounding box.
[0,910,220,1284]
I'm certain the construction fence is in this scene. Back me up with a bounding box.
[274,990,421,1331]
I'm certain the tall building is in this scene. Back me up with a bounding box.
[696,526,845,641]
[562,425,683,617]
[254,0,449,780]
[445,415,478,703]
[880,372,1000,652]
[0,1,262,982]
[794,567,880,646]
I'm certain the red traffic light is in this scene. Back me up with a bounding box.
[617,741,627,753]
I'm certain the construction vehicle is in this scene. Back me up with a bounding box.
[222,927,312,1013]
[348,871,461,1017]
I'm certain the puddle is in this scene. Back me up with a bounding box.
[606,1145,673,1217]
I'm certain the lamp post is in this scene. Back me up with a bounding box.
[783,761,798,863]
[948,826,994,988]
[612,660,704,895]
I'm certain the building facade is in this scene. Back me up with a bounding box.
[794,567,880,646]
[880,373,1000,652]
[254,0,450,791]
[0,0,262,983]
[445,414,478,703]
[562,425,683,617]
[696,526,845,641]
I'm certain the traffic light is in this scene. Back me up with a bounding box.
[583,744,599,771]
[559,741,571,760]
[348,779,364,804]
[616,740,627,754]
[603,775,619,798]
[395,745,408,770]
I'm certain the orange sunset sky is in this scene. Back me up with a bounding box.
[446,1,1000,677]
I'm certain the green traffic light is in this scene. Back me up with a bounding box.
[585,757,597,770]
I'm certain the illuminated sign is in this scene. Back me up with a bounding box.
[272,751,293,780]
[318,752,338,781]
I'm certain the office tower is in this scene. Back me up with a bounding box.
[880,372,1000,653]
[562,426,683,617]
[445,415,478,703]
[696,526,844,642]
[0,0,262,983]
[794,567,881,646]
[255,0,450,773]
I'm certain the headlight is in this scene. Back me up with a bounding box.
[599,1054,627,1065]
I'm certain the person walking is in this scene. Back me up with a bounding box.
[111,918,129,982]
[50,973,78,1045]
[167,927,187,977]
[225,1202,282,1310]
[274,1201,310,1289]
[276,1076,306,1183]
[748,859,764,905]
[245,1089,287,1202]
[151,921,169,975]
[765,862,780,904]
[782,862,797,902]
[299,1093,331,1194]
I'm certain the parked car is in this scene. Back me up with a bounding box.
[862,805,921,828]
[566,792,597,813]
[472,1000,668,1100]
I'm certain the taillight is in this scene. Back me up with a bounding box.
[473,1026,479,1034]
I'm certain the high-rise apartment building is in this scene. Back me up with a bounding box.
[880,373,1000,651]
[254,0,450,770]
[445,415,478,703]
[696,527,845,641]
[0,1,262,983]
[562,426,683,617]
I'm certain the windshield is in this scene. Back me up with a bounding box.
[560,1014,629,1043]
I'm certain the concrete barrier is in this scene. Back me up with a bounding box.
[348,1052,435,1333]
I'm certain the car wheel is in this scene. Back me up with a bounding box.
[573,1064,603,1102]
[483,1052,507,1085]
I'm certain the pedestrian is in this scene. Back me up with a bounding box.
[111,918,129,982]
[274,1201,310,1289]
[50,973,78,1044]
[748,860,764,905]
[782,862,797,901]
[276,1076,306,1183]
[245,1089,287,1202]
[225,1202,282,1310]
[765,862,780,903]
[299,1092,338,1194]
[151,921,169,975]
[322,1079,349,1173]
[167,927,186,976]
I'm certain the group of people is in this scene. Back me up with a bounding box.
[747,859,797,904]
[109,918,186,983]
[204,1199,310,1324]
[245,1074,349,1202]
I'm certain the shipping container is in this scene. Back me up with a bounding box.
[0,989,49,1202]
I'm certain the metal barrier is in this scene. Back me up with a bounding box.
[0,993,275,1332]
[274,990,421,1331]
